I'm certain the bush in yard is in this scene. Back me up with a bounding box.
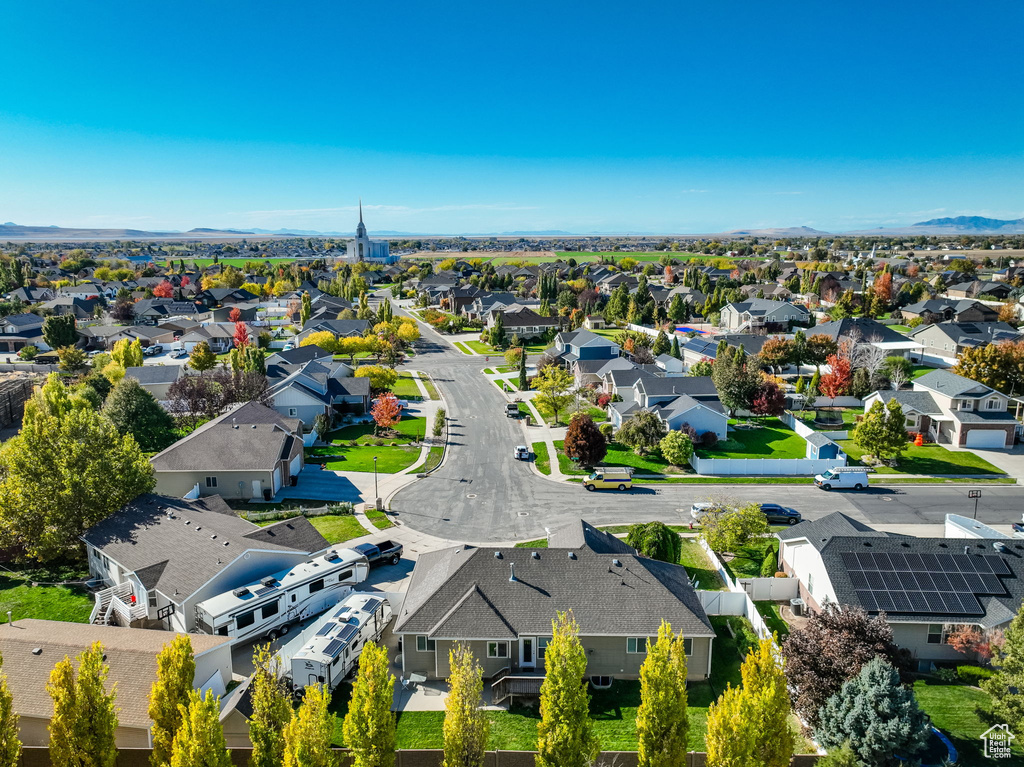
[598,423,614,440]
[658,430,693,466]
[312,413,331,443]
[103,377,178,452]
[626,521,681,564]
[616,410,666,455]
[817,742,859,767]
[759,548,778,577]
[17,345,37,360]
[782,603,910,728]
[957,665,995,686]
[595,392,611,408]
[563,413,607,468]
[700,431,718,449]
[677,422,697,442]
[433,407,446,438]
[504,347,523,367]
[698,502,768,555]
[983,601,1024,734]
[815,658,929,767]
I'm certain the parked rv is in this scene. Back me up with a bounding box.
[288,593,393,692]
[193,548,369,643]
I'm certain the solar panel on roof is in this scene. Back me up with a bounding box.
[973,557,993,574]
[945,572,969,592]
[924,592,947,612]
[897,572,917,590]
[315,623,335,637]
[891,592,913,612]
[907,591,930,612]
[889,553,909,571]
[254,586,276,598]
[989,557,1011,576]
[322,638,344,657]
[951,554,974,573]
[857,553,876,570]
[842,552,862,570]
[857,591,877,611]
[362,597,383,613]
[850,571,870,589]
[980,574,1005,594]
[905,553,926,571]
[874,591,896,612]
[931,572,952,591]
[961,573,986,593]
[914,573,936,591]
[866,571,887,589]
[958,593,984,614]
[872,553,893,571]
[936,554,957,571]
[920,553,941,571]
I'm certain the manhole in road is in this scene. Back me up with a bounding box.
[466,494,477,499]
[518,512,529,517]
[882,497,892,502]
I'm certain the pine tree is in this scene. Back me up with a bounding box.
[651,331,670,357]
[488,312,506,349]
[442,644,489,767]
[705,683,755,767]
[283,685,334,767]
[518,348,528,391]
[169,691,231,767]
[0,653,20,767]
[300,293,312,326]
[149,635,196,767]
[815,658,929,766]
[669,335,681,360]
[47,642,118,767]
[249,644,292,767]
[536,612,599,767]
[636,622,689,767]
[342,641,396,767]
[983,601,1024,734]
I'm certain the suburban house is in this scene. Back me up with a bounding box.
[863,369,1018,449]
[900,299,998,324]
[945,280,1012,300]
[267,358,370,426]
[82,493,331,633]
[179,323,246,354]
[265,344,336,367]
[198,287,259,306]
[487,306,559,340]
[132,298,208,324]
[680,334,771,372]
[571,356,636,387]
[393,520,716,689]
[295,318,371,345]
[0,313,46,354]
[0,620,233,747]
[908,321,1020,368]
[150,401,305,500]
[610,376,728,439]
[719,298,809,332]
[811,317,920,357]
[124,365,189,400]
[551,329,620,365]
[778,512,1024,669]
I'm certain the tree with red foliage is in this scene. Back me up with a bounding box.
[180,275,190,286]
[228,306,242,323]
[233,321,250,348]
[873,270,893,306]
[751,379,785,420]
[371,393,402,435]
[563,413,607,468]
[664,265,675,284]
[820,354,852,398]
[153,280,174,298]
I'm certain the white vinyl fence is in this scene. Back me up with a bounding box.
[779,410,849,441]
[696,537,788,642]
[689,456,845,476]
[738,576,800,602]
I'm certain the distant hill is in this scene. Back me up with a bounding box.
[0,223,275,241]
[910,216,1024,233]
[722,226,831,237]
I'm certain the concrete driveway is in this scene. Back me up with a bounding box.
[951,443,1024,488]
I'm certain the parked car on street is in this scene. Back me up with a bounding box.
[514,445,530,460]
[583,468,632,492]
[689,502,728,521]
[814,467,869,491]
[505,403,520,418]
[759,503,802,525]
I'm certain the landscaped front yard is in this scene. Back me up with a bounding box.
[913,678,1024,763]
[695,418,806,460]
[329,416,428,444]
[0,566,93,623]
[392,373,423,400]
[308,445,420,473]
[792,408,861,431]
[719,537,778,581]
[839,440,1005,476]
[553,440,691,476]
[308,514,368,544]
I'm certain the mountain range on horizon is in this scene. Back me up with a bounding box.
[1,215,1023,241]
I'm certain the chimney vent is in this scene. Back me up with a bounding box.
[509,563,517,582]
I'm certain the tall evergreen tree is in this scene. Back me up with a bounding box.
[342,641,396,767]
[669,335,681,360]
[47,642,118,767]
[283,685,334,767]
[651,331,670,357]
[169,691,231,767]
[518,347,528,390]
[636,622,689,767]
[0,653,19,767]
[149,635,196,767]
[442,644,489,767]
[488,312,506,349]
[536,612,599,767]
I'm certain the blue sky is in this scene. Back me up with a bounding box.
[1,0,1022,235]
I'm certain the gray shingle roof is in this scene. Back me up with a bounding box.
[812,318,910,345]
[82,494,325,600]
[546,520,636,555]
[124,365,186,385]
[638,375,718,399]
[777,512,890,551]
[871,389,941,416]
[395,541,714,639]
[915,369,995,398]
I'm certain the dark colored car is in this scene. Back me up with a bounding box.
[760,503,802,525]
[351,540,403,567]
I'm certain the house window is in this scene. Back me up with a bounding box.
[538,637,550,659]
[626,637,649,654]
[807,573,815,596]
[959,400,973,411]
[927,624,947,645]
[205,476,218,488]
[986,398,1001,410]
[288,408,298,417]
[905,417,917,428]
[487,642,509,659]
[308,578,325,593]
[416,636,435,652]
[683,638,693,656]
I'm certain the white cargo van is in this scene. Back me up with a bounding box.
[814,467,869,491]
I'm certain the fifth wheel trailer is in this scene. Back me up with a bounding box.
[193,548,368,644]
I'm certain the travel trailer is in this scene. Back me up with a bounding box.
[193,548,368,643]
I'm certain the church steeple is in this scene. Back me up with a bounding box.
[355,199,367,238]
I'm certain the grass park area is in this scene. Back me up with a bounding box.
[0,566,93,623]
[839,440,1005,476]
[695,418,806,460]
[531,442,551,475]
[913,679,1024,763]
[553,440,688,476]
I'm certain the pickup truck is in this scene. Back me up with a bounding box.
[351,540,404,567]
[505,403,520,418]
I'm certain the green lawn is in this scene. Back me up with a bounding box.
[839,440,1005,476]
[533,398,600,425]
[329,416,427,444]
[160,257,296,269]
[392,374,423,400]
[308,514,367,544]
[754,600,790,637]
[793,408,861,431]
[453,341,473,354]
[465,340,492,354]
[554,440,688,476]
[532,442,551,475]
[720,537,778,581]
[913,679,1024,763]
[0,568,93,623]
[910,365,936,379]
[419,375,440,400]
[888,324,912,333]
[517,402,532,418]
[365,508,394,530]
[696,418,806,459]
[408,445,444,474]
[496,365,518,373]
[679,538,727,591]
[311,445,420,473]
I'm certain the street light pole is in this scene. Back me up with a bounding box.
[374,455,379,501]
[969,488,981,519]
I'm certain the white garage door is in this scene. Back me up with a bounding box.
[966,430,1007,448]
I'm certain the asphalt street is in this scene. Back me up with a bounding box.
[389,302,1024,543]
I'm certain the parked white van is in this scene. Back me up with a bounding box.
[814,467,869,491]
